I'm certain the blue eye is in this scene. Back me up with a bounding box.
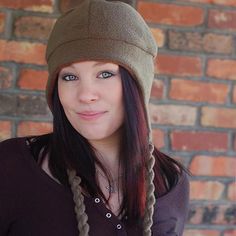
[100,71,114,79]
[62,74,77,81]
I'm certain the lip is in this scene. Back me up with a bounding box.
[77,111,107,121]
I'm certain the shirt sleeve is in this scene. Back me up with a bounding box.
[151,171,190,236]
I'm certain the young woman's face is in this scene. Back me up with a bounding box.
[58,61,124,143]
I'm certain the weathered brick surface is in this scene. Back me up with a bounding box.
[169,79,228,104]
[0,66,13,89]
[233,86,236,103]
[0,0,53,13]
[190,181,224,200]
[156,54,202,76]
[17,121,52,137]
[184,229,220,236]
[208,9,236,31]
[149,104,196,126]
[201,107,236,128]
[0,121,11,141]
[234,135,236,151]
[224,230,236,236]
[138,2,204,26]
[0,40,46,65]
[178,0,236,7]
[0,94,48,116]
[0,12,6,34]
[169,31,233,54]
[14,16,55,40]
[150,79,164,99]
[18,69,48,90]
[227,182,236,201]
[207,59,236,80]
[150,28,165,48]
[188,204,236,225]
[152,129,165,149]
[60,0,88,13]
[190,156,236,177]
[171,131,228,151]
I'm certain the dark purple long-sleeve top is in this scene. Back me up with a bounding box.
[0,137,189,236]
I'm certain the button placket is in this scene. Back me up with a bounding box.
[94,197,100,203]
[92,197,126,234]
[116,224,122,230]
[106,212,112,218]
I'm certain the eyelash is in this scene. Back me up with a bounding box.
[61,71,115,81]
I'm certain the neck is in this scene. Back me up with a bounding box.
[89,130,122,178]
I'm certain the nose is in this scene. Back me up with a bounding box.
[77,80,99,104]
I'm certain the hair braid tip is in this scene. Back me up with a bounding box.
[67,169,90,236]
[143,143,156,236]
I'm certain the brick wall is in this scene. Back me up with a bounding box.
[0,0,235,235]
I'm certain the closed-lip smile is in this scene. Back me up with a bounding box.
[77,111,107,120]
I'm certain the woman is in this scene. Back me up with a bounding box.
[0,0,189,235]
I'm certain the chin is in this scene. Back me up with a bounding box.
[77,128,121,143]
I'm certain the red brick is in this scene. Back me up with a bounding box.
[178,0,236,7]
[60,0,84,13]
[190,180,224,200]
[233,86,236,103]
[0,66,13,89]
[156,54,202,77]
[150,28,165,48]
[171,131,228,151]
[137,2,204,26]
[150,79,164,99]
[207,59,236,80]
[170,79,228,104]
[227,182,236,201]
[224,230,236,236]
[169,31,233,54]
[17,121,52,137]
[201,107,236,128]
[0,12,6,34]
[208,9,236,31]
[14,16,55,40]
[0,121,11,141]
[0,0,53,13]
[0,40,46,65]
[234,135,236,151]
[152,129,165,149]
[149,104,196,126]
[18,69,48,90]
[203,33,233,54]
[184,229,220,236]
[190,156,236,177]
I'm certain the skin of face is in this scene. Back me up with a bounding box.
[57,61,124,147]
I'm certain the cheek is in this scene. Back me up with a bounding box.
[58,85,74,110]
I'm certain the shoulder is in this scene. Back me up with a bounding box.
[0,137,31,176]
[151,171,190,234]
[0,137,28,160]
[156,170,189,204]
[0,137,31,162]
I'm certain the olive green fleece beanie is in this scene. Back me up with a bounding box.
[46,0,157,110]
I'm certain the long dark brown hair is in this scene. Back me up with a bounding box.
[29,66,184,226]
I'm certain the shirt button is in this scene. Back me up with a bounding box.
[94,198,100,203]
[116,224,122,230]
[106,213,112,218]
